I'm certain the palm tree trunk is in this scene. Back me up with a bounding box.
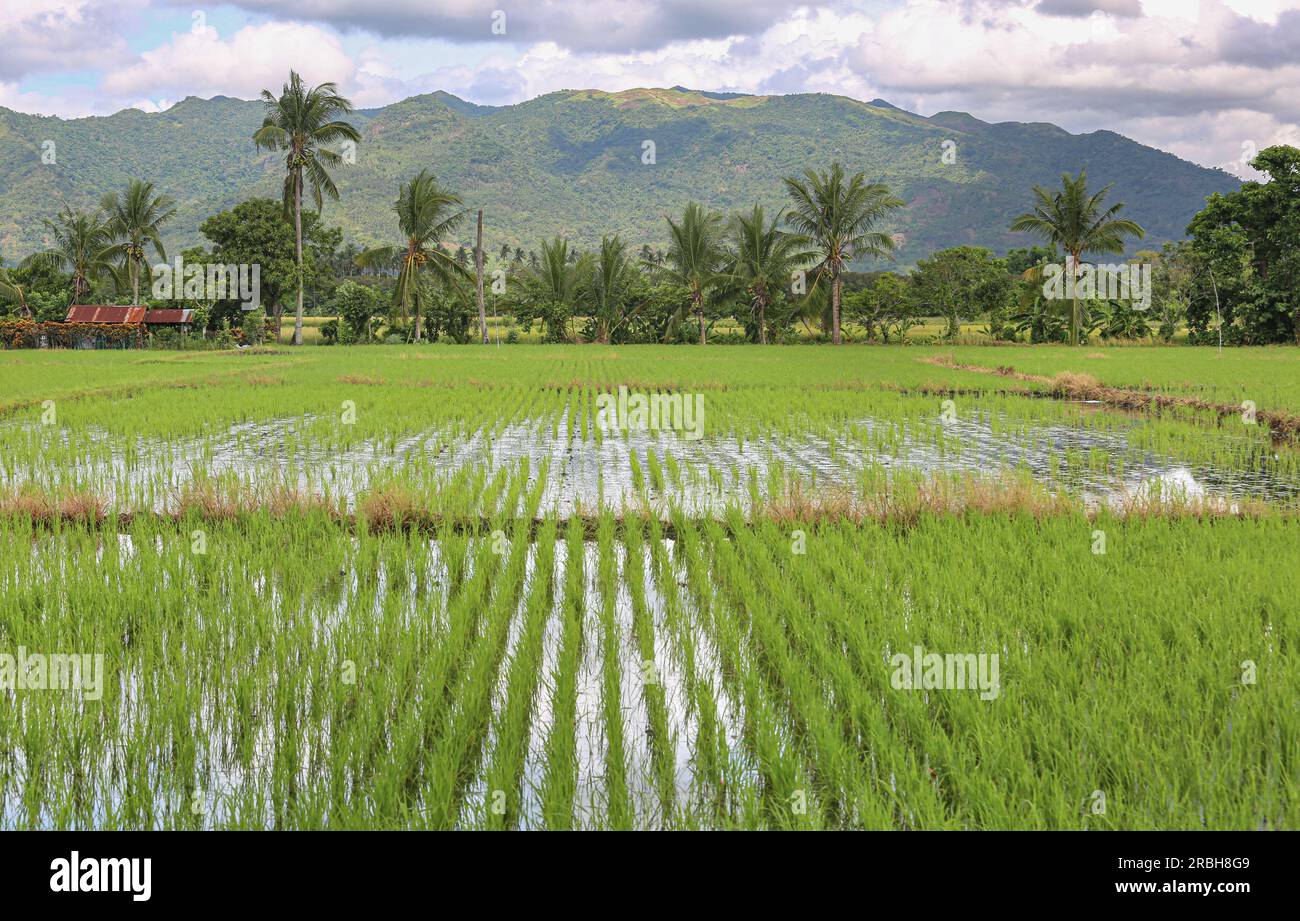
[476,209,487,344]
[759,298,768,345]
[293,171,304,346]
[831,273,843,345]
[1069,250,1080,347]
[696,288,706,345]
[131,258,139,305]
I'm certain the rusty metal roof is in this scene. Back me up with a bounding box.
[66,305,147,324]
[143,309,194,324]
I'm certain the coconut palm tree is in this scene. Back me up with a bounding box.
[586,235,638,344]
[0,267,32,320]
[514,237,591,342]
[725,204,811,344]
[657,202,726,344]
[783,162,903,344]
[23,208,120,305]
[101,179,177,305]
[253,70,361,345]
[1009,169,1145,346]
[355,170,469,342]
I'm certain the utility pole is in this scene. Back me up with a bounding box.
[476,209,488,344]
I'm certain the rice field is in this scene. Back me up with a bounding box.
[0,345,1296,830]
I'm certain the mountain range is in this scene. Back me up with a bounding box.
[0,86,1241,267]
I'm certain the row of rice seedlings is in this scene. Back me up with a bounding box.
[476,517,559,829]
[622,518,680,825]
[595,515,632,828]
[644,514,735,827]
[707,507,889,827]
[671,509,817,828]
[538,517,586,828]
[418,502,537,827]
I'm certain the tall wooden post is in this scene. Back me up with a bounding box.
[476,209,488,344]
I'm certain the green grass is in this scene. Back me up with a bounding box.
[0,344,1296,829]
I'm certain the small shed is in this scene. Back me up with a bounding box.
[64,306,194,347]
[64,305,147,349]
[66,305,147,324]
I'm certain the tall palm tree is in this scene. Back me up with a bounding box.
[725,204,811,344]
[356,170,469,342]
[0,267,32,320]
[101,179,176,305]
[24,208,120,305]
[783,162,903,344]
[586,235,638,344]
[1010,169,1145,346]
[658,202,726,344]
[253,70,361,345]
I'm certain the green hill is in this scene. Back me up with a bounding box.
[0,87,1240,266]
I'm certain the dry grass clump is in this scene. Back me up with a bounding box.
[1049,371,1103,399]
[357,484,425,531]
[336,374,386,386]
[172,479,339,520]
[0,486,108,523]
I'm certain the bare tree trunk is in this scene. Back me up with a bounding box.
[1069,250,1080,347]
[831,273,843,345]
[476,209,488,344]
[293,171,304,346]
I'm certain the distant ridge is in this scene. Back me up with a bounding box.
[0,86,1240,264]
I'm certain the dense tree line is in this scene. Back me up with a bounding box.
[2,70,1296,347]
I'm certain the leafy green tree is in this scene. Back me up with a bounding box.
[101,179,176,305]
[0,267,32,319]
[783,162,904,344]
[253,70,361,345]
[1186,145,1300,344]
[355,170,469,342]
[1010,169,1145,345]
[910,246,1012,339]
[656,202,727,344]
[200,198,333,332]
[844,272,917,342]
[23,207,120,305]
[332,280,383,341]
[724,204,810,345]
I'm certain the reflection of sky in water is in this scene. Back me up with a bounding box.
[1,408,1296,514]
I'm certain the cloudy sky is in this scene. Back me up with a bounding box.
[2,0,1297,174]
